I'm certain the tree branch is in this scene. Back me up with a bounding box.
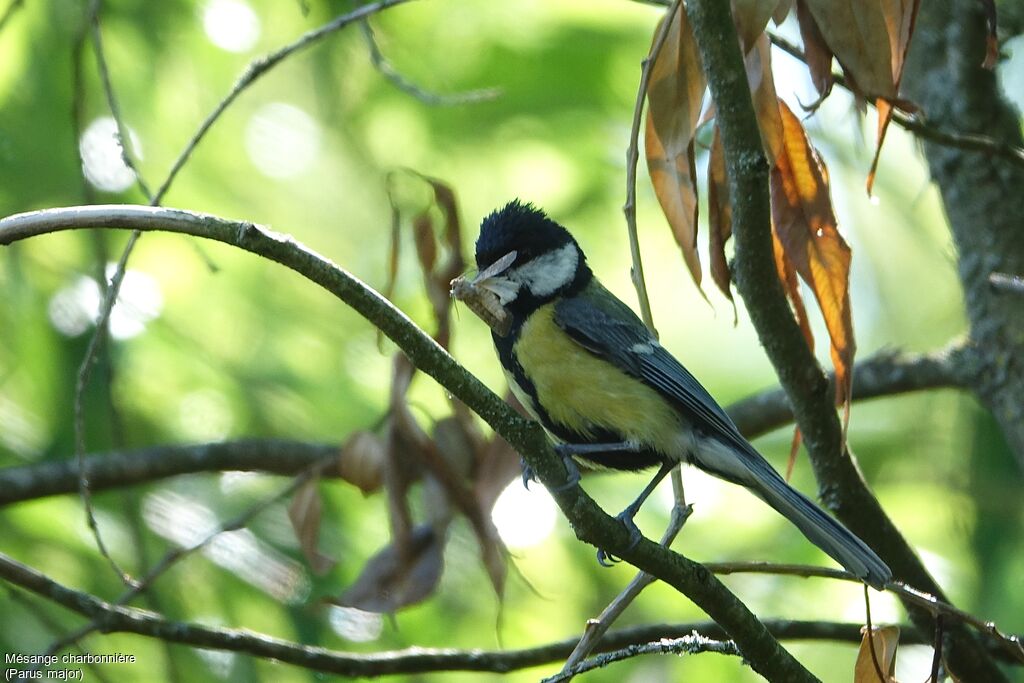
[683,2,1008,681]
[727,344,970,438]
[0,345,969,507]
[0,440,337,506]
[4,551,966,677]
[0,204,811,681]
[544,635,739,683]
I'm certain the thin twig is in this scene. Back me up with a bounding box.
[70,0,145,590]
[35,451,341,664]
[152,0,415,205]
[359,19,500,105]
[562,503,693,672]
[88,0,153,202]
[72,229,141,589]
[66,0,414,593]
[545,635,740,683]
[701,560,1024,664]
[931,615,944,683]
[570,5,690,669]
[623,0,681,334]
[863,583,887,683]
[767,32,1024,170]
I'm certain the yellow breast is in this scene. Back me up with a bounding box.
[513,303,687,457]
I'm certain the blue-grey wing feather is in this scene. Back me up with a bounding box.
[553,285,748,453]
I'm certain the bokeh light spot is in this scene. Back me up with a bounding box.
[491,480,557,550]
[79,117,141,193]
[203,0,260,53]
[245,102,320,179]
[47,268,163,340]
[328,606,384,642]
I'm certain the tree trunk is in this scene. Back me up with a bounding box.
[903,1,1024,470]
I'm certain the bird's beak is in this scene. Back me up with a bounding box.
[450,250,518,337]
[466,250,519,304]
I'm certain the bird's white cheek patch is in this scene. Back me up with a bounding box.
[512,243,579,297]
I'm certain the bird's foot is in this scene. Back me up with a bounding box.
[596,508,643,567]
[520,447,582,492]
[550,444,583,492]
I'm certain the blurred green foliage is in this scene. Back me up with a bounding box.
[0,1,1021,682]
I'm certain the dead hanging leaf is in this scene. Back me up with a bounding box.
[770,100,855,415]
[731,0,781,54]
[866,0,920,194]
[288,477,336,575]
[745,33,784,164]
[423,177,462,253]
[645,6,706,288]
[383,172,466,349]
[707,126,734,304]
[796,0,835,100]
[412,212,437,275]
[771,228,814,352]
[382,200,402,303]
[784,426,803,482]
[854,625,900,682]
[800,1,898,101]
[772,0,794,24]
[796,0,921,192]
[338,430,386,495]
[772,225,812,477]
[334,524,446,613]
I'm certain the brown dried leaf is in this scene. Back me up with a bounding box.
[867,0,920,194]
[288,477,336,575]
[866,99,894,196]
[423,177,462,252]
[784,425,803,482]
[382,200,401,302]
[334,524,445,613]
[770,100,855,412]
[801,0,897,100]
[645,7,706,288]
[338,430,386,494]
[796,0,835,99]
[771,229,814,351]
[745,33,784,164]
[731,0,780,54]
[707,126,733,303]
[854,625,900,682]
[412,211,437,275]
[772,0,794,24]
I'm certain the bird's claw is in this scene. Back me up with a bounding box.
[596,509,643,567]
[521,447,581,492]
[519,457,537,489]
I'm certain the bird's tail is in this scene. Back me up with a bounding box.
[696,440,892,589]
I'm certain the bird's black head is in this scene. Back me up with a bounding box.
[476,200,576,270]
[473,200,591,313]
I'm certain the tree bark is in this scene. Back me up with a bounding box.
[903,2,1024,470]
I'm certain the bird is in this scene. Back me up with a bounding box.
[456,199,892,589]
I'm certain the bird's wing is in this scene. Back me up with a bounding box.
[553,284,750,454]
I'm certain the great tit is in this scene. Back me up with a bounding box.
[462,200,891,589]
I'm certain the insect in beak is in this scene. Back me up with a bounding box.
[450,250,518,337]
